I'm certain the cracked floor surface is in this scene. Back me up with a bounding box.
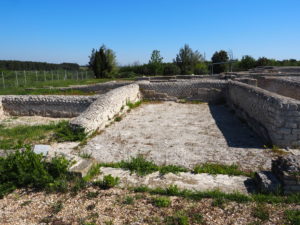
[82,102,278,171]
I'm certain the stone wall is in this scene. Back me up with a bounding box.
[227,81,300,147]
[1,95,98,118]
[257,76,300,100]
[56,81,133,94]
[139,80,228,103]
[70,84,141,133]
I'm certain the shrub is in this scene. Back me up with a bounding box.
[152,196,171,207]
[0,147,79,198]
[94,174,120,189]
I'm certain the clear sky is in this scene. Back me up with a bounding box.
[0,0,299,65]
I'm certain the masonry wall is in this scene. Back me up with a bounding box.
[57,81,133,94]
[70,84,141,133]
[2,95,98,118]
[227,81,300,147]
[257,76,300,100]
[139,80,228,103]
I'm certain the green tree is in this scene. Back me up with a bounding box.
[194,62,208,75]
[163,63,181,75]
[256,57,270,67]
[148,50,163,75]
[174,44,203,75]
[211,50,229,74]
[239,55,256,70]
[89,45,117,78]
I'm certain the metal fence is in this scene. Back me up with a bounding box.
[0,70,94,89]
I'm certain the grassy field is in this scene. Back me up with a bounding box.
[0,121,86,149]
[0,77,133,95]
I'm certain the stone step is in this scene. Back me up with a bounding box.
[96,167,254,194]
[69,159,94,177]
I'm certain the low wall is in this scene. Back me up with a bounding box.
[139,80,227,103]
[1,95,98,118]
[257,76,300,100]
[57,81,133,94]
[227,81,300,147]
[70,84,141,133]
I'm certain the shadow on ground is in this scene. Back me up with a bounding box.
[209,104,264,149]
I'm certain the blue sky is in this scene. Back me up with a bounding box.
[0,0,299,65]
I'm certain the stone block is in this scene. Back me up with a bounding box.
[33,145,51,156]
[255,171,282,194]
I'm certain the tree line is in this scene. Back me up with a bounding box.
[0,60,80,71]
[89,44,300,78]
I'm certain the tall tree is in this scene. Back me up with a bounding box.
[211,50,229,74]
[174,44,203,74]
[148,50,163,75]
[239,55,256,70]
[89,45,117,78]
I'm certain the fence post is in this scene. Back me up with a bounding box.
[2,72,5,88]
[24,70,27,86]
[15,71,19,87]
[36,71,38,82]
[44,71,46,81]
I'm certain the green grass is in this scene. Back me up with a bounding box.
[164,211,190,225]
[252,204,270,221]
[152,196,171,207]
[98,156,251,177]
[284,210,300,225]
[122,196,135,205]
[0,121,87,149]
[0,75,132,95]
[193,163,254,177]
[93,174,120,189]
[99,156,188,176]
[126,100,142,109]
[132,185,300,205]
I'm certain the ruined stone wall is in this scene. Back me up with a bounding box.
[1,95,98,118]
[139,80,228,103]
[57,81,133,94]
[227,81,300,147]
[70,84,141,133]
[257,76,300,100]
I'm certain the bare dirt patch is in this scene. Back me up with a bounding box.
[0,187,296,225]
[82,102,276,171]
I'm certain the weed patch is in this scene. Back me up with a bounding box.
[126,100,142,109]
[193,163,254,177]
[152,196,171,207]
[93,175,120,189]
[252,204,269,221]
[99,156,188,176]
[284,210,300,225]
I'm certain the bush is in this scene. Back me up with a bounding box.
[0,148,72,198]
[163,63,181,75]
[94,174,120,189]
